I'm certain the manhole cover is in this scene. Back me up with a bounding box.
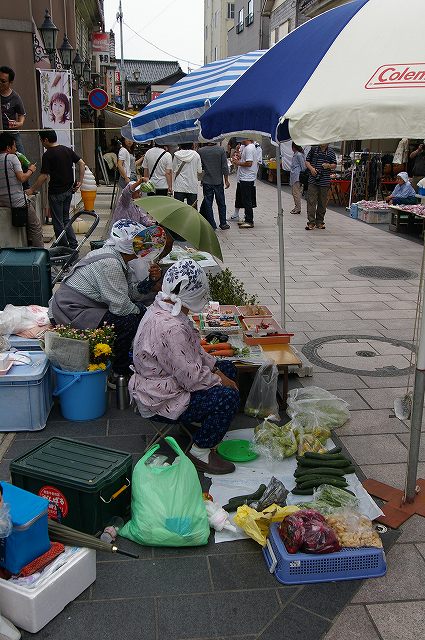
[302,335,415,376]
[348,266,418,280]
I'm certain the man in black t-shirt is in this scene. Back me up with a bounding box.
[0,66,26,154]
[26,129,86,248]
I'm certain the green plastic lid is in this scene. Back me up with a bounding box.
[217,439,258,462]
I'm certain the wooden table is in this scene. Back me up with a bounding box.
[236,343,302,410]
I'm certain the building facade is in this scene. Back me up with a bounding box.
[227,0,270,56]
[298,0,351,18]
[204,0,235,64]
[0,0,105,173]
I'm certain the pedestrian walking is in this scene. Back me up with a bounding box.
[409,141,425,191]
[198,142,230,230]
[0,66,26,154]
[0,132,43,247]
[290,143,306,215]
[117,138,143,188]
[142,142,173,196]
[172,143,203,208]
[231,137,259,229]
[25,128,85,249]
[305,143,337,230]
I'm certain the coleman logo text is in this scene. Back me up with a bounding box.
[366,64,425,89]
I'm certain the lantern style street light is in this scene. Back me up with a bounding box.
[72,50,85,80]
[39,9,59,55]
[58,34,74,69]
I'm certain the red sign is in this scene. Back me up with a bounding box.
[92,32,110,54]
[151,91,162,100]
[88,88,109,110]
[39,486,69,519]
[366,63,425,89]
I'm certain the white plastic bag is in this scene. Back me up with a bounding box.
[244,361,280,420]
[0,305,50,336]
[287,386,349,430]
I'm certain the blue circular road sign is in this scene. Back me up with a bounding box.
[88,88,109,110]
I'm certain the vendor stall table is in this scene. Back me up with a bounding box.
[389,205,425,236]
[236,343,302,410]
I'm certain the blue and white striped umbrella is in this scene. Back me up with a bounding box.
[199,0,425,144]
[121,51,265,144]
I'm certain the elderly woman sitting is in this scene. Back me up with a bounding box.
[50,220,166,381]
[386,172,417,205]
[111,177,155,226]
[130,259,240,475]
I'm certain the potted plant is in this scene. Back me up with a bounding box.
[207,268,259,306]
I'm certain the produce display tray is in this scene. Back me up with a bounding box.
[199,313,243,334]
[263,523,386,585]
[237,305,272,317]
[242,317,292,344]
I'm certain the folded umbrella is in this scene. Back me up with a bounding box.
[48,519,139,559]
[135,196,223,261]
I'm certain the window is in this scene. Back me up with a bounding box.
[214,46,218,61]
[214,9,219,28]
[205,25,208,40]
[246,0,254,26]
[236,7,244,33]
[274,20,290,43]
[227,3,235,19]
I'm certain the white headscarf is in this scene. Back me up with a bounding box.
[157,259,209,316]
[105,219,145,254]
[397,172,410,184]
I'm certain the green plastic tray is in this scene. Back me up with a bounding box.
[217,439,258,462]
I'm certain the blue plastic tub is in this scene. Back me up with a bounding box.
[8,335,42,351]
[0,482,50,575]
[263,522,386,585]
[0,352,52,431]
[52,364,110,421]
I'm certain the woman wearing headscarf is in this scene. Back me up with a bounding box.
[111,177,156,226]
[130,259,240,475]
[50,220,166,379]
[386,172,417,205]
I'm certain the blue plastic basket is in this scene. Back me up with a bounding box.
[263,522,386,585]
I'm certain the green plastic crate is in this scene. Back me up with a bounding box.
[10,437,132,535]
[0,248,52,310]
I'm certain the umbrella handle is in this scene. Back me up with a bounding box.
[112,546,139,559]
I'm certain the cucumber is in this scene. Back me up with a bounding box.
[298,477,348,489]
[296,457,351,469]
[291,487,314,495]
[303,451,348,461]
[222,483,267,512]
[327,446,342,454]
[294,466,354,477]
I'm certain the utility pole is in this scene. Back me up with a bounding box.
[117,0,126,110]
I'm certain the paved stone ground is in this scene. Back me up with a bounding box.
[2,178,425,639]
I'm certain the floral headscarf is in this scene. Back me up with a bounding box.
[157,259,209,316]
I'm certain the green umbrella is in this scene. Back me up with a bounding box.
[135,196,223,261]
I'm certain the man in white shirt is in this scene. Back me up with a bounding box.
[231,138,259,228]
[172,143,203,208]
[142,143,173,196]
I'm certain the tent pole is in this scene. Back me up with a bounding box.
[405,271,425,502]
[275,145,286,329]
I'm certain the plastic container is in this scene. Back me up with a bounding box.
[0,547,96,633]
[418,186,425,196]
[10,437,132,535]
[8,334,43,351]
[263,522,387,585]
[0,482,50,575]
[0,352,52,431]
[52,363,110,421]
[0,248,52,310]
[350,203,358,219]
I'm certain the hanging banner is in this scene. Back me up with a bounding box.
[39,70,73,148]
[92,32,110,54]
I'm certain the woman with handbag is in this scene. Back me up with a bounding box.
[130,259,240,475]
[0,132,43,247]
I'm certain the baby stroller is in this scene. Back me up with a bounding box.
[49,211,99,285]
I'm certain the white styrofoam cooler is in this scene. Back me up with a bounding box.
[0,548,96,633]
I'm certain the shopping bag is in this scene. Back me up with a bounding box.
[244,361,280,420]
[120,437,210,547]
[287,386,350,430]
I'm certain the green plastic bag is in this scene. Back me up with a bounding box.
[120,437,210,547]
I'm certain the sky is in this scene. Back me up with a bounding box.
[103,0,204,72]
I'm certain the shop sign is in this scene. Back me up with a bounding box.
[366,63,425,89]
[115,71,121,83]
[92,32,110,54]
[38,485,69,519]
[151,91,162,100]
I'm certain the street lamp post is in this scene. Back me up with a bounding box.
[38,8,59,67]
[58,34,74,70]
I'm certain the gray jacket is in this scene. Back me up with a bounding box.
[198,145,229,185]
